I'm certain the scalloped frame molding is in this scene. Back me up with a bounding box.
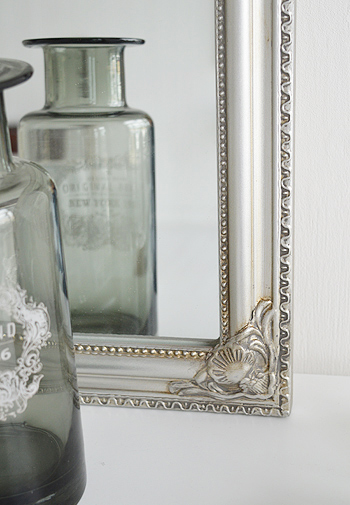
[75,0,294,417]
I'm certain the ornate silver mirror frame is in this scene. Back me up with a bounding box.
[74,0,294,417]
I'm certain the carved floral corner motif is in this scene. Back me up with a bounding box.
[169,299,278,400]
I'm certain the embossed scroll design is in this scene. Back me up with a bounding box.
[0,275,51,421]
[169,299,277,399]
[278,0,294,413]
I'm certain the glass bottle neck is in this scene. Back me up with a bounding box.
[43,45,127,110]
[0,92,13,173]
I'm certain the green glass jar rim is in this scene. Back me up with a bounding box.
[23,37,145,47]
[0,58,33,91]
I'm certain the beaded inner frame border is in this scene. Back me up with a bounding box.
[74,0,294,417]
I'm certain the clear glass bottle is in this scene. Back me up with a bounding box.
[0,59,85,504]
[19,38,157,336]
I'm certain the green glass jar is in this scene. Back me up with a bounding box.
[19,38,157,336]
[0,59,85,504]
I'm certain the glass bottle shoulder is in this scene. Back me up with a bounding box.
[19,106,154,129]
[0,157,56,208]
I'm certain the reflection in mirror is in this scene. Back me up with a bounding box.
[149,4,219,339]
[3,0,219,341]
[19,37,159,337]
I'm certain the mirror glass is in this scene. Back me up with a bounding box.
[1,0,219,339]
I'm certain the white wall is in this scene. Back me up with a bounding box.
[294,0,350,375]
[0,0,349,374]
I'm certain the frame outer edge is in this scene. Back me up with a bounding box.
[278,0,294,416]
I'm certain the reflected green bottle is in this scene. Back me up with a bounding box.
[19,38,157,336]
[0,59,85,504]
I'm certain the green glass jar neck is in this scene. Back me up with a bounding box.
[43,45,127,110]
[0,92,13,173]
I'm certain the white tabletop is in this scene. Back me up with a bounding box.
[79,373,350,505]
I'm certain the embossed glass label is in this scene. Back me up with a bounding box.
[55,157,135,251]
[0,322,16,369]
[0,280,51,421]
